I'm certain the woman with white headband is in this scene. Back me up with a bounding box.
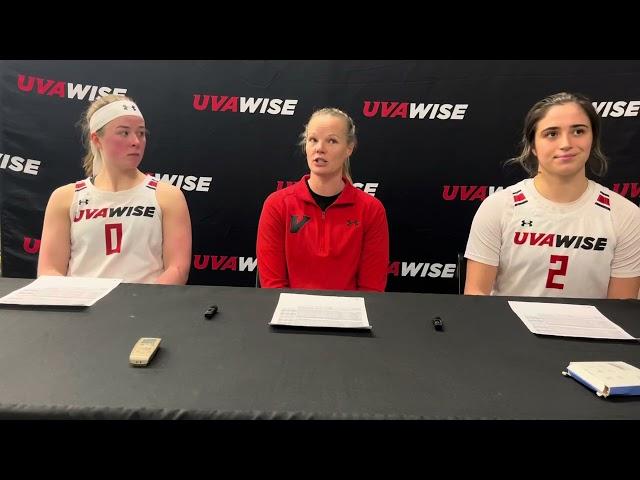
[37,94,192,284]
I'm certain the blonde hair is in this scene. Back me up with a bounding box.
[78,93,136,177]
[298,107,357,183]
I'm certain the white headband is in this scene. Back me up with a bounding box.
[89,100,144,176]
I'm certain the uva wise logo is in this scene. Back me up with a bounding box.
[193,255,256,271]
[442,185,504,201]
[276,180,380,196]
[17,74,127,101]
[387,261,457,278]
[1,152,41,176]
[193,95,298,115]
[363,101,468,120]
[150,173,213,192]
[611,182,640,199]
[592,101,639,117]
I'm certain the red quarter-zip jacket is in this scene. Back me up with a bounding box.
[257,175,389,291]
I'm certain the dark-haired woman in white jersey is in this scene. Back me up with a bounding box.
[464,92,640,299]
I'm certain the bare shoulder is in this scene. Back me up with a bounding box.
[155,180,187,207]
[48,183,76,207]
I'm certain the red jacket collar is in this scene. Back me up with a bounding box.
[293,174,357,206]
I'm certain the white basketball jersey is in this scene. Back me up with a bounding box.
[67,176,163,283]
[466,179,640,298]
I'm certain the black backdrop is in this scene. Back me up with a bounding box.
[1,60,638,293]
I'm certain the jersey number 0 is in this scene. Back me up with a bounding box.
[105,223,123,255]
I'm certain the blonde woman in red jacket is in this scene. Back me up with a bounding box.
[257,108,389,291]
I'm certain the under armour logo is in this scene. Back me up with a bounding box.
[290,215,311,233]
[521,220,533,227]
[79,199,89,205]
[346,219,360,227]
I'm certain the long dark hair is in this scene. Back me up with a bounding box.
[506,92,608,177]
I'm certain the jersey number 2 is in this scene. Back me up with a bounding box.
[546,254,568,289]
[105,223,123,255]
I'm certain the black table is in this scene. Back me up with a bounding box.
[0,278,638,419]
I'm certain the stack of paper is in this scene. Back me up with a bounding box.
[563,361,640,398]
[508,301,635,340]
[0,276,122,307]
[269,293,371,330]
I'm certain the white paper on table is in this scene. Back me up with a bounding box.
[0,276,122,307]
[269,293,372,330]
[508,301,635,340]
